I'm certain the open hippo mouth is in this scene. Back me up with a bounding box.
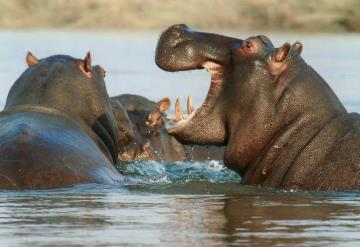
[155,24,241,145]
[165,61,224,133]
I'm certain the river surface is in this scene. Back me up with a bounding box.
[0,31,359,246]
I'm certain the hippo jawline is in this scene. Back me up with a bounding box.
[166,61,225,135]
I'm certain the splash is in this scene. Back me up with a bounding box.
[116,160,240,185]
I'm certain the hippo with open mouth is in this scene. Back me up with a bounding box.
[0,52,125,189]
[155,24,360,191]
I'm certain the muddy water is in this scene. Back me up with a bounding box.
[0,31,359,246]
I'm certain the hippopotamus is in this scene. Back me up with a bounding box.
[155,24,360,191]
[111,94,224,162]
[0,52,125,189]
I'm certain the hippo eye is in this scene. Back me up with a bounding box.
[246,42,253,49]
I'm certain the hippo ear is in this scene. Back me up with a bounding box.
[26,52,39,67]
[292,41,303,54]
[269,43,291,78]
[79,52,93,78]
[274,42,291,62]
[83,52,92,72]
[157,97,171,113]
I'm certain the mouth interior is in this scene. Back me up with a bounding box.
[166,61,225,132]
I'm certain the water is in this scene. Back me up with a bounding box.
[0,31,359,246]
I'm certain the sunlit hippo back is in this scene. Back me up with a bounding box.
[0,52,124,189]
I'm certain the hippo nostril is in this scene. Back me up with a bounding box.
[171,24,188,30]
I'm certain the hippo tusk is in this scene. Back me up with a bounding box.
[187,96,193,115]
[175,98,184,121]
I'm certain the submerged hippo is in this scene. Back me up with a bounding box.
[111,94,224,162]
[0,52,125,189]
[155,24,360,191]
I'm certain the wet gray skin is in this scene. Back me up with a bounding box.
[111,94,224,162]
[155,24,360,191]
[0,52,125,189]
[110,98,135,149]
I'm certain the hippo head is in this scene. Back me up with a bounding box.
[113,94,171,137]
[156,24,280,145]
[156,24,345,175]
[112,94,183,161]
[5,52,121,162]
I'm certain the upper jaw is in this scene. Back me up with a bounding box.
[155,24,241,72]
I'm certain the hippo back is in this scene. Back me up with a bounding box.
[0,53,124,189]
[0,110,123,189]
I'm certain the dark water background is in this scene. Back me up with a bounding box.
[0,31,359,246]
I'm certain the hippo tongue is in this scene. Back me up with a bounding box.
[166,62,226,145]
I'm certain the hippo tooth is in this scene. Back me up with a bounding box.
[175,98,183,121]
[187,96,193,115]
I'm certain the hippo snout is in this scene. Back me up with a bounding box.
[155,24,242,72]
[157,24,192,49]
[155,24,203,72]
